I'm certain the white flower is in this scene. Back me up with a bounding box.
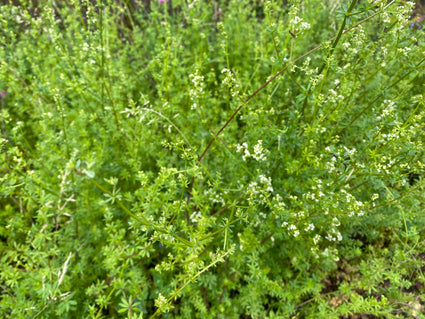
[236,140,268,161]
[313,234,321,245]
[221,68,239,97]
[259,175,273,192]
[305,223,315,232]
[189,70,204,109]
[190,211,202,223]
[332,217,340,227]
[155,293,168,310]
[253,140,267,161]
[290,16,302,25]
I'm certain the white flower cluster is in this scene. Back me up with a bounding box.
[245,174,274,206]
[326,89,345,104]
[351,25,366,47]
[288,4,311,34]
[247,179,269,196]
[343,146,356,157]
[236,140,268,161]
[309,73,324,87]
[289,16,311,33]
[189,211,202,223]
[289,224,299,237]
[395,1,415,22]
[154,293,169,311]
[397,47,412,57]
[258,174,274,193]
[271,194,286,211]
[325,217,343,242]
[203,188,225,206]
[82,42,90,51]
[377,99,396,121]
[221,68,240,97]
[348,199,365,217]
[305,223,315,232]
[295,56,318,77]
[281,222,300,238]
[374,155,396,175]
[324,145,357,174]
[325,231,343,242]
[381,1,415,36]
[189,69,204,110]
[313,234,321,245]
[304,179,327,203]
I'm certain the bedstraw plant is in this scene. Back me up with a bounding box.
[1,0,425,318]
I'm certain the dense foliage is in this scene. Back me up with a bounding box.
[1,0,425,317]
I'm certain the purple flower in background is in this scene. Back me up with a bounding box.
[0,91,7,98]
[409,20,424,30]
[158,0,165,3]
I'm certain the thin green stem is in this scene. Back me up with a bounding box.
[308,0,358,122]
[149,247,234,318]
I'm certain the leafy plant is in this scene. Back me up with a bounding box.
[1,0,424,318]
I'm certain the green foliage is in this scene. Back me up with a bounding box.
[1,0,425,317]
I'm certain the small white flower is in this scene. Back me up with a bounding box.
[313,234,321,245]
[189,70,205,109]
[305,223,315,232]
[236,140,268,161]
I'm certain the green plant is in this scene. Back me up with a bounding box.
[1,0,424,318]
